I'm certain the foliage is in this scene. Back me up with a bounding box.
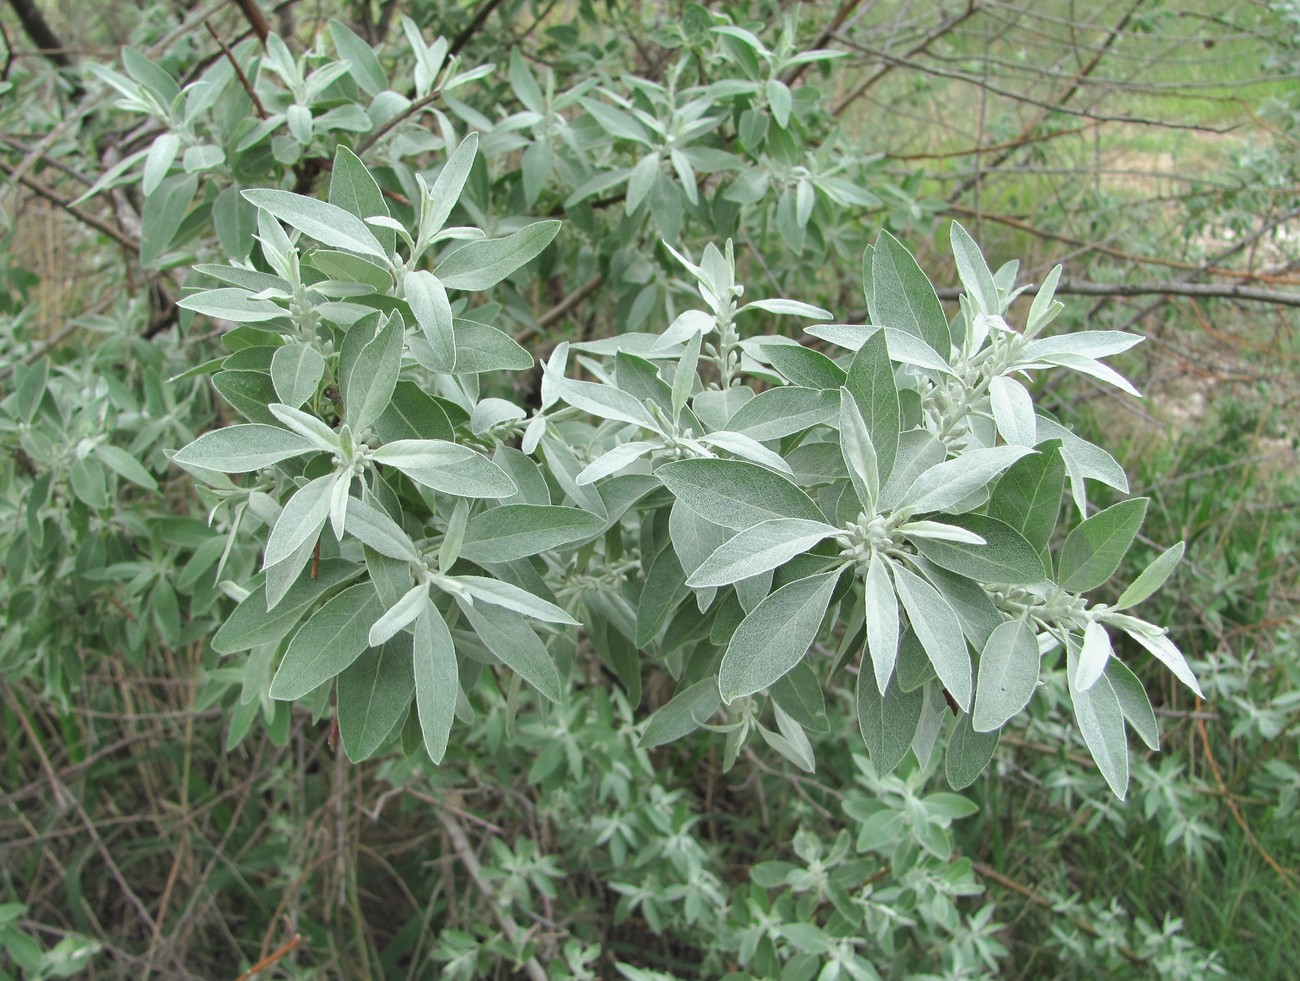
[1,1,1295,978]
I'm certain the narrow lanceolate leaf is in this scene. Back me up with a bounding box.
[989,375,1036,447]
[1068,642,1129,799]
[460,505,604,564]
[453,575,579,625]
[892,564,972,711]
[901,445,1033,515]
[844,330,900,484]
[864,552,899,694]
[457,599,562,702]
[369,582,430,646]
[422,133,479,239]
[949,220,1000,316]
[436,220,562,291]
[856,659,923,777]
[656,458,824,530]
[907,514,1046,585]
[413,605,458,763]
[337,638,415,762]
[1114,541,1184,610]
[370,440,517,498]
[268,402,339,452]
[177,287,286,322]
[1058,498,1148,593]
[640,677,721,748]
[988,441,1065,553]
[838,388,879,513]
[1021,330,1142,362]
[271,342,326,409]
[404,270,455,371]
[729,387,839,441]
[719,571,840,703]
[945,713,1000,790]
[687,518,837,588]
[344,496,420,562]
[242,188,389,260]
[173,424,316,472]
[262,474,336,569]
[1105,614,1204,698]
[872,229,950,358]
[1105,659,1160,751]
[270,582,385,699]
[1075,620,1113,692]
[972,618,1039,732]
[212,560,356,654]
[343,317,403,432]
[576,441,657,485]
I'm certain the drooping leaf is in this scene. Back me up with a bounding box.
[892,564,971,711]
[269,582,385,699]
[337,637,415,762]
[945,712,1000,790]
[857,654,923,777]
[460,505,604,563]
[972,618,1039,732]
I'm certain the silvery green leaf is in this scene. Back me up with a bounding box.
[263,474,336,569]
[1114,541,1184,610]
[972,618,1039,732]
[404,270,455,371]
[908,514,1046,585]
[728,387,839,441]
[1036,417,1128,510]
[636,545,690,647]
[545,365,660,431]
[719,571,840,703]
[369,582,430,645]
[857,654,923,777]
[838,389,880,514]
[626,152,660,214]
[892,563,971,711]
[173,424,317,472]
[1058,498,1148,592]
[640,677,721,748]
[1026,264,1063,334]
[452,575,579,625]
[687,518,837,588]
[1022,329,1142,361]
[865,552,899,694]
[143,132,179,196]
[371,440,517,498]
[844,330,899,486]
[436,220,561,291]
[576,441,657,485]
[93,444,157,491]
[269,582,384,699]
[654,309,715,350]
[1104,613,1203,697]
[1036,352,1141,397]
[738,298,833,320]
[656,458,824,530]
[242,188,388,261]
[912,684,946,769]
[878,430,946,513]
[669,498,726,610]
[767,703,816,773]
[1076,620,1113,692]
[268,403,340,453]
[265,530,325,611]
[413,605,458,763]
[989,375,1037,447]
[988,441,1065,553]
[212,559,357,654]
[450,319,534,373]
[271,343,326,409]
[945,713,1000,790]
[757,341,845,390]
[328,470,352,539]
[897,520,985,545]
[696,430,792,474]
[460,504,604,563]
[672,330,702,420]
[806,324,953,376]
[345,496,420,562]
[902,446,1034,515]
[337,637,415,763]
[1067,639,1129,799]
[1105,659,1160,751]
[457,599,562,702]
[872,229,950,357]
[343,317,403,431]
[328,19,388,95]
[949,221,1000,316]
[177,288,286,323]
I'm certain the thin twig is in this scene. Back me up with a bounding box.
[0,157,137,249]
[204,20,266,118]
